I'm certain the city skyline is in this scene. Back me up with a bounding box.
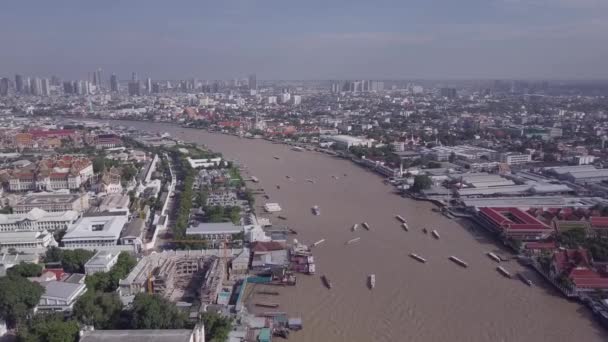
[1,1,608,80]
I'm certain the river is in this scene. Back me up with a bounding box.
[110,120,606,341]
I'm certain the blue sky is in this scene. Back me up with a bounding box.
[1,0,607,80]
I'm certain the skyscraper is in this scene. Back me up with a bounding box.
[440,87,457,99]
[0,78,9,96]
[146,78,152,93]
[151,82,160,94]
[128,81,141,96]
[63,81,74,94]
[131,72,138,82]
[41,78,50,96]
[15,74,24,93]
[95,69,102,89]
[248,74,257,90]
[30,78,42,96]
[110,74,119,92]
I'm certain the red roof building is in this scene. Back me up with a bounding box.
[551,248,608,292]
[477,207,553,241]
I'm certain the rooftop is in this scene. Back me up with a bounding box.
[186,222,243,235]
[63,215,128,240]
[79,330,193,342]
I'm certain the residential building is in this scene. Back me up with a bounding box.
[500,152,532,165]
[84,251,120,275]
[187,157,222,169]
[36,280,87,312]
[62,213,128,248]
[14,193,90,214]
[0,208,79,232]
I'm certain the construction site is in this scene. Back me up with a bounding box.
[118,250,231,305]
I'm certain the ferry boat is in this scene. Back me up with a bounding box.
[292,146,304,152]
[312,205,321,216]
[402,223,409,231]
[395,215,406,223]
[410,253,427,263]
[346,237,361,245]
[449,256,468,268]
[362,222,371,230]
[256,302,280,308]
[431,230,440,239]
[278,215,287,220]
[517,273,533,286]
[312,239,325,247]
[487,252,501,263]
[497,266,512,278]
[352,224,359,231]
[321,275,332,289]
[368,274,376,289]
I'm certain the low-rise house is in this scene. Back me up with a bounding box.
[206,190,239,207]
[250,241,288,269]
[84,251,120,275]
[36,280,87,312]
[120,218,145,251]
[551,248,608,294]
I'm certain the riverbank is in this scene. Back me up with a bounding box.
[101,120,607,342]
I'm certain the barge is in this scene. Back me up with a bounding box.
[449,256,468,268]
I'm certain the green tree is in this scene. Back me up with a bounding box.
[127,293,186,329]
[44,247,95,273]
[411,174,433,192]
[73,292,123,329]
[201,312,233,342]
[85,252,136,292]
[0,275,45,328]
[7,263,43,278]
[17,313,79,342]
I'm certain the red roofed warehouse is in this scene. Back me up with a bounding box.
[477,207,552,241]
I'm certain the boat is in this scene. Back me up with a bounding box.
[278,215,287,220]
[395,215,406,223]
[497,266,512,278]
[362,222,370,230]
[368,274,376,289]
[431,230,440,239]
[402,223,409,231]
[286,175,291,179]
[274,156,280,160]
[263,195,270,200]
[292,147,304,152]
[306,178,315,184]
[487,252,501,263]
[517,273,533,286]
[276,185,281,189]
[256,302,280,308]
[321,275,332,289]
[346,237,360,245]
[344,173,348,176]
[409,253,427,263]
[312,205,321,216]
[251,176,259,183]
[352,224,359,231]
[422,228,428,234]
[312,239,325,247]
[257,290,280,295]
[449,256,468,268]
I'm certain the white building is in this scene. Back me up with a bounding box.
[0,230,57,252]
[325,135,373,149]
[574,155,596,165]
[187,157,223,169]
[36,281,87,312]
[14,193,90,214]
[267,96,277,105]
[62,213,128,248]
[292,95,302,105]
[500,152,532,165]
[84,251,120,275]
[264,203,282,212]
[186,222,243,241]
[0,208,79,232]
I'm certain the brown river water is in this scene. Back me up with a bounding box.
[112,120,606,342]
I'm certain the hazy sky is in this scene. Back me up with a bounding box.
[1,0,607,80]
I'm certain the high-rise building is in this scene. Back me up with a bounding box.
[50,75,60,86]
[110,74,119,92]
[76,80,90,95]
[248,74,257,90]
[15,74,24,93]
[151,82,160,93]
[131,72,138,82]
[128,81,141,96]
[24,78,31,94]
[280,93,291,103]
[41,78,50,96]
[0,78,9,96]
[292,95,302,106]
[440,87,457,99]
[146,78,152,93]
[63,81,74,94]
[30,78,42,96]
[95,69,102,89]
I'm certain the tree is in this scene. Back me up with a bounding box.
[73,292,122,329]
[17,313,79,342]
[92,156,106,173]
[0,275,45,328]
[127,293,186,329]
[7,262,43,278]
[44,247,95,273]
[411,174,433,192]
[201,312,233,342]
[85,252,136,292]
